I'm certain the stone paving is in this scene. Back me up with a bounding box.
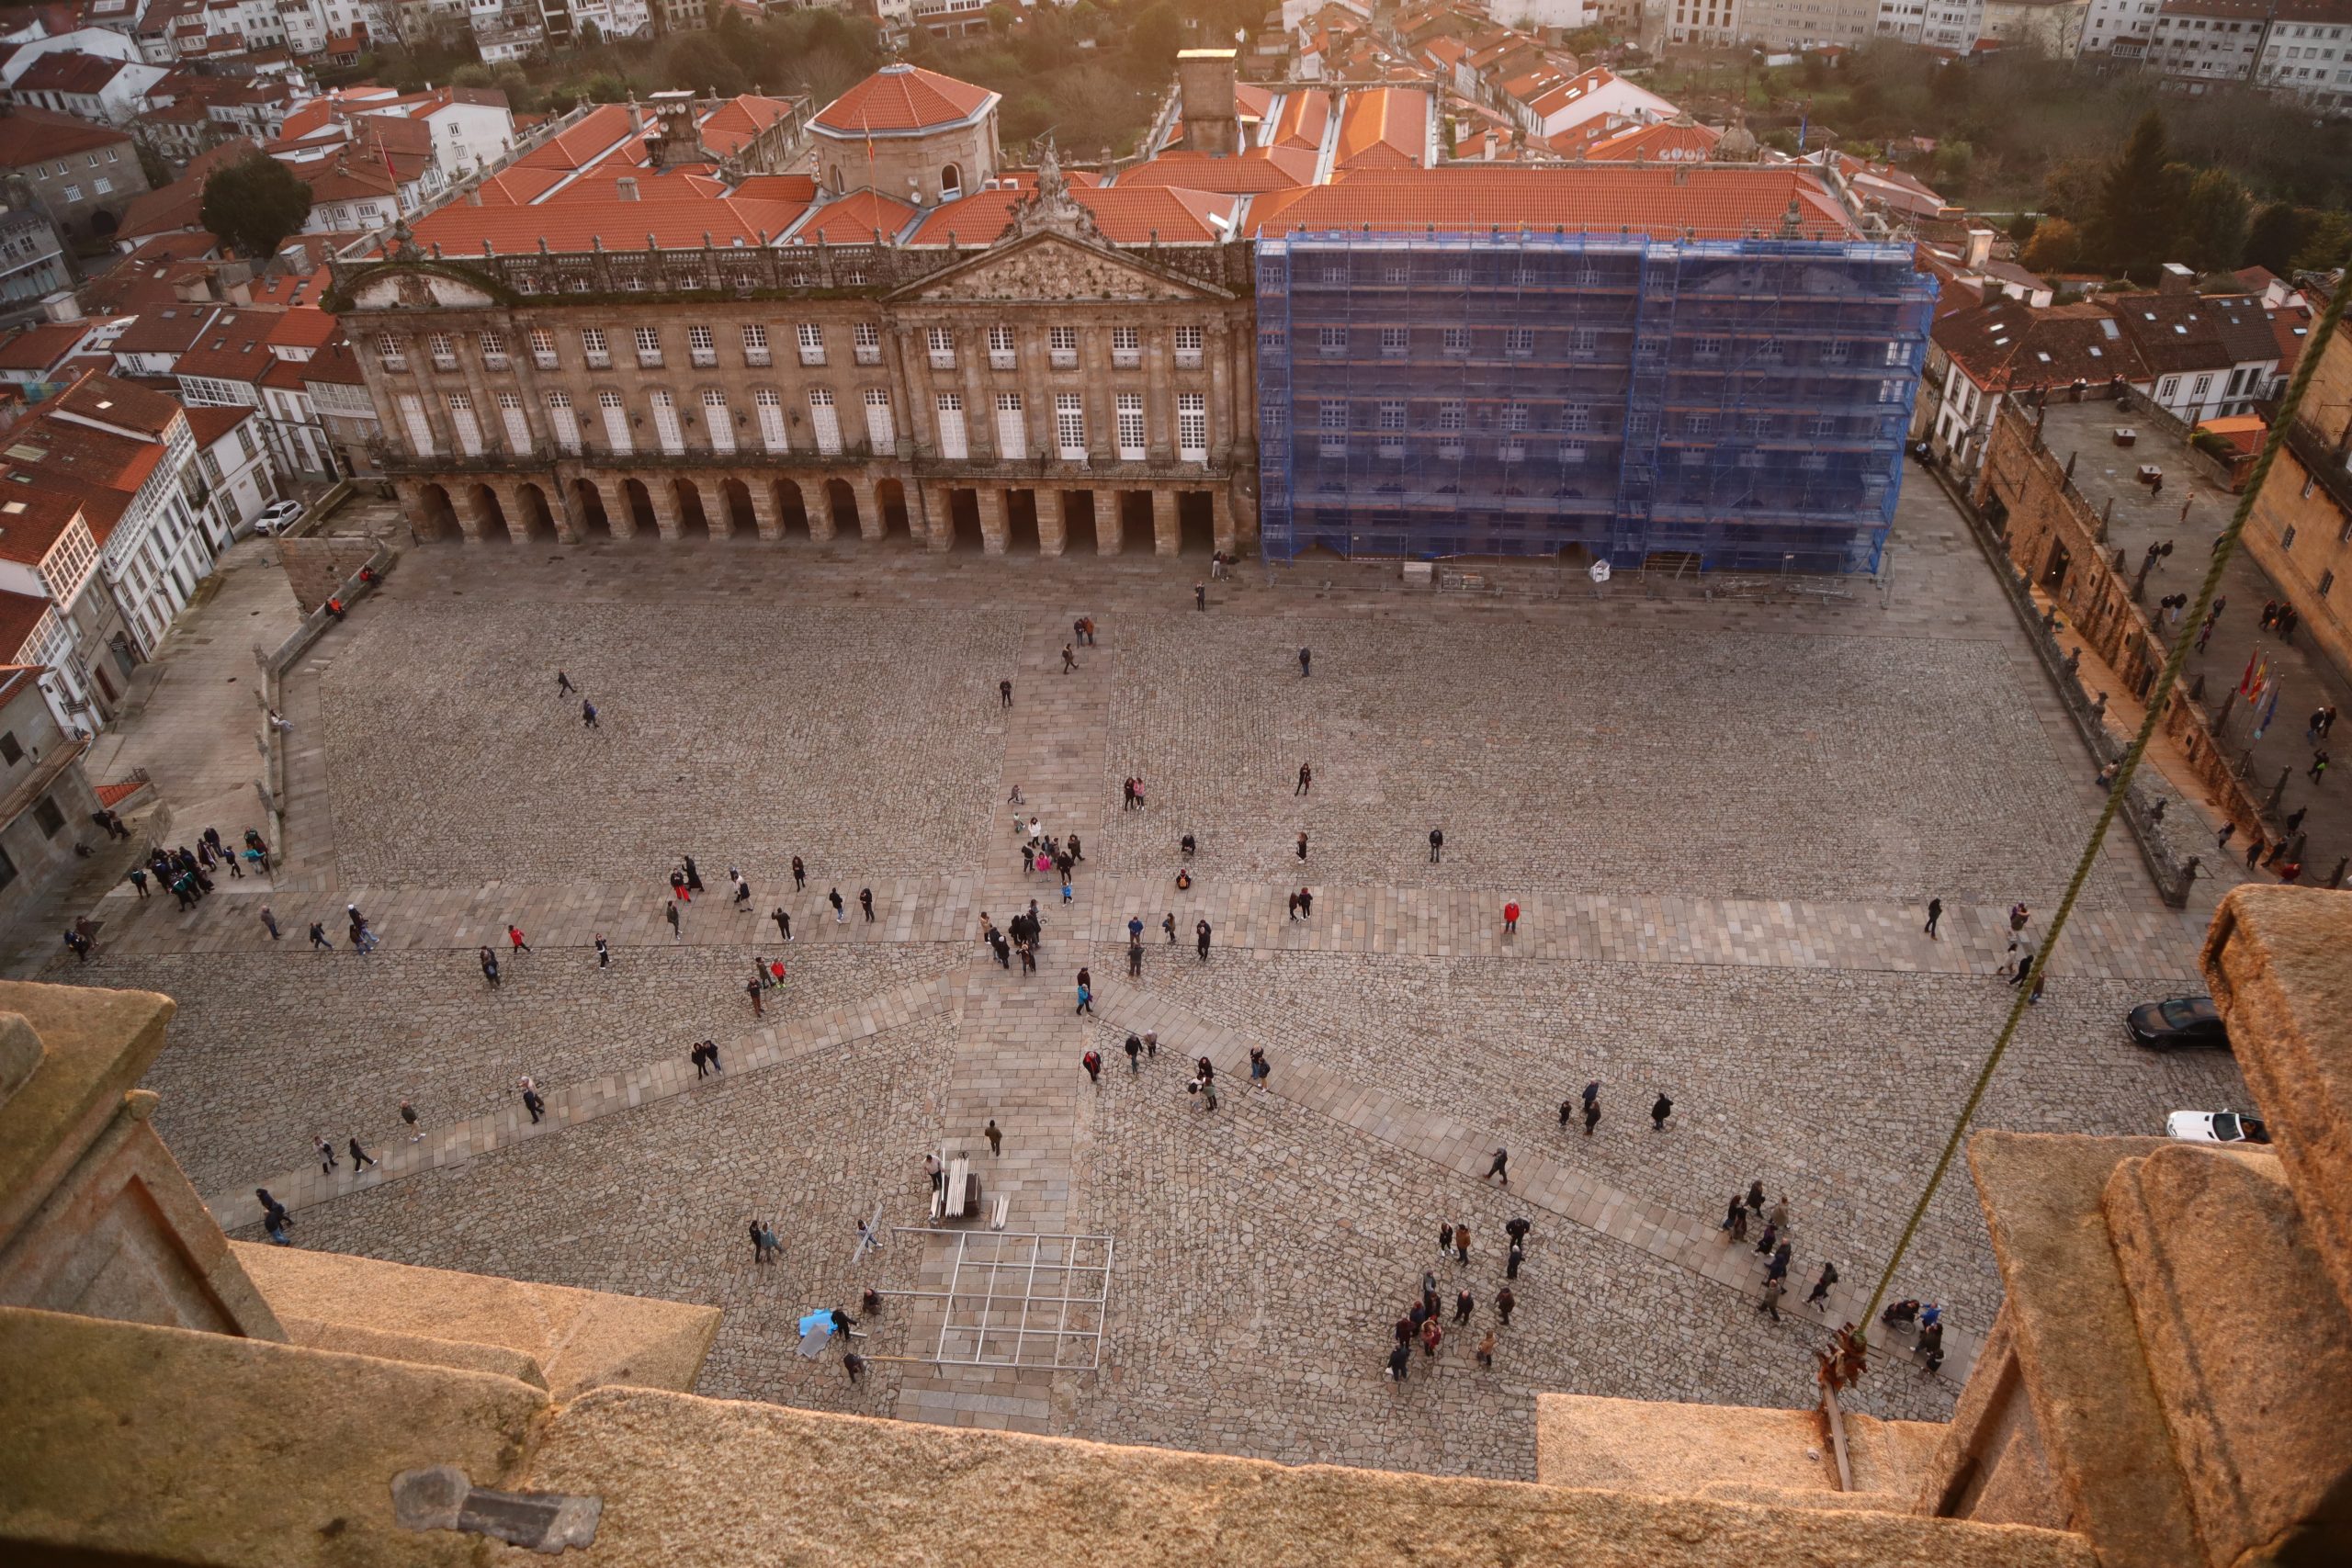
[36,469,2261,1483]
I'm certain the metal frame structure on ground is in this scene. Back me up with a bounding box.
[1256,230,1938,573]
[881,1228,1112,1371]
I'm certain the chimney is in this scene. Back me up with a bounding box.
[645,88,701,172]
[1963,227,1993,270]
[616,175,639,201]
[1176,49,1240,157]
[2158,261,2195,295]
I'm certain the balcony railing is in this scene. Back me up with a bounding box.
[690,348,717,367]
[743,347,772,367]
[533,352,558,369]
[989,350,1016,370]
[584,352,610,369]
[1174,348,1203,369]
[854,344,882,366]
[637,350,663,367]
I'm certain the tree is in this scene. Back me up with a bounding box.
[579,19,600,47]
[2007,211,2039,246]
[200,154,311,262]
[2176,167,2249,274]
[2090,111,2184,277]
[2292,209,2352,273]
[2021,217,2081,274]
[133,139,172,191]
[2242,202,2306,273]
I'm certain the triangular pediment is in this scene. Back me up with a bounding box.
[893,231,1227,304]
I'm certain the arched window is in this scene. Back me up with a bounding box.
[940,162,963,201]
[830,164,844,193]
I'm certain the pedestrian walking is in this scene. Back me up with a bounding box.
[1807,1262,1838,1314]
[843,1352,866,1384]
[2008,902,2030,933]
[1503,900,1519,935]
[732,873,752,910]
[2247,834,2266,870]
[1194,581,1206,611]
[985,1119,1002,1156]
[1924,897,1941,939]
[1162,912,1177,944]
[1082,1049,1102,1084]
[768,957,786,989]
[1428,827,1443,863]
[1582,1094,1600,1136]
[127,866,148,898]
[693,1043,712,1078]
[1506,1243,1523,1280]
[2010,951,2035,990]
[1754,1221,1779,1257]
[1128,937,1143,976]
[666,899,681,940]
[1496,1286,1515,1325]
[1196,1076,1218,1111]
[860,887,875,922]
[1296,761,1312,795]
[1000,678,1012,708]
[2312,749,2331,785]
[747,978,763,1018]
[1076,978,1093,1015]
[829,888,845,923]
[1296,831,1309,862]
[1420,1317,1442,1359]
[1505,1215,1530,1252]
[1453,1222,1470,1265]
[2218,822,2235,852]
[1196,919,1212,962]
[1476,1329,1496,1371]
[1062,643,1078,673]
[1125,1033,1143,1073]
[1484,1147,1510,1186]
[1298,646,1311,677]
[792,857,807,893]
[596,935,611,968]
[315,1136,338,1174]
[309,921,332,951]
[1650,1093,1673,1131]
[401,1100,421,1142]
[1721,1196,1748,1242]
[480,947,501,987]
[1768,1241,1792,1281]
[348,1134,379,1172]
[1250,1048,1270,1089]
[1388,1342,1411,1383]
[1765,1195,1789,1232]
[522,1087,545,1123]
[1453,1288,1474,1325]
[582,699,598,728]
[1757,1277,1785,1322]
[925,1153,943,1193]
[558,670,575,695]
[507,924,531,953]
[260,906,280,940]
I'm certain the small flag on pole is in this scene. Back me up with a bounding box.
[2239,647,2259,697]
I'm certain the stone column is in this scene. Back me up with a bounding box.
[1038,489,1067,557]
[1151,488,1179,557]
[489,479,534,544]
[974,486,1008,555]
[645,476,682,542]
[1210,487,1237,556]
[451,481,490,543]
[922,482,955,551]
[548,471,583,545]
[849,474,886,541]
[1093,491,1122,556]
[597,474,635,540]
[699,477,734,541]
[804,477,838,543]
[746,476,781,542]
[390,478,436,541]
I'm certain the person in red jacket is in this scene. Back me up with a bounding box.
[1503,900,1521,935]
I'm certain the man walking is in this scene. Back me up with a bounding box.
[1503,900,1520,936]
[596,935,611,968]
[1453,1288,1474,1325]
[1428,827,1443,863]
[1496,1286,1516,1325]
[582,699,598,729]
[773,908,792,943]
[522,1085,545,1123]
[1650,1093,1673,1132]
[1076,976,1093,1015]
[1757,1277,1785,1323]
[985,1119,1002,1156]
[747,977,764,1019]
[507,924,531,954]
[315,1135,339,1175]
[309,921,333,951]
[260,906,281,940]
[480,947,501,987]
[1298,647,1311,678]
[1125,1033,1143,1073]
[1128,936,1143,977]
[1000,678,1012,709]
[830,888,846,923]
[1296,761,1312,795]
[348,1134,379,1173]
[1582,1080,1602,1136]
[860,887,876,922]
[1807,1261,1839,1314]
[1196,919,1213,963]
[1923,897,1942,940]
[558,670,576,696]
[1484,1147,1510,1186]
[666,899,682,941]
[1082,1048,1102,1085]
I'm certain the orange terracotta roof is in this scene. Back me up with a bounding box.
[696,94,798,155]
[0,483,92,562]
[812,63,996,136]
[51,372,185,438]
[412,190,812,254]
[265,308,337,349]
[96,777,151,808]
[469,164,570,205]
[1246,166,1856,242]
[1120,147,1315,195]
[0,590,55,660]
[1582,118,1722,164]
[514,103,638,172]
[185,402,257,443]
[907,186,1241,248]
[1270,87,1330,152]
[1335,87,1428,172]
[0,321,89,374]
[730,173,820,204]
[788,188,918,244]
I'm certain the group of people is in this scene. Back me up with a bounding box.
[1717,1184,1837,1324]
[127,828,270,912]
[1386,1215,1534,1382]
[978,903,1051,976]
[1016,814,1084,904]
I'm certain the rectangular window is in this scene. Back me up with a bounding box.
[599,389,629,454]
[497,390,530,453]
[798,322,827,366]
[1506,328,1536,358]
[688,324,717,367]
[528,328,558,369]
[755,389,786,453]
[1112,326,1141,367]
[1115,392,1146,460]
[199,450,222,483]
[477,331,507,368]
[1695,336,1724,358]
[447,393,481,456]
[1437,400,1466,431]
[808,388,842,455]
[2318,569,2335,598]
[854,322,882,365]
[935,392,967,459]
[1049,326,1079,368]
[1809,414,1836,437]
[2281,525,2298,551]
[1178,391,1206,462]
[2191,372,2213,398]
[1503,402,1531,433]
[650,389,684,454]
[1562,403,1591,434]
[1684,412,1711,436]
[1173,325,1204,368]
[704,388,733,455]
[741,324,770,366]
[927,326,955,369]
[864,388,895,452]
[994,391,1024,460]
[429,332,457,369]
[635,326,662,367]
[1317,325,1347,356]
[582,327,610,367]
[376,333,407,370]
[0,732,17,766]
[989,325,1016,369]
[1055,392,1086,459]
[399,392,434,454]
[1380,326,1408,357]
[31,794,62,839]
[1823,339,1850,364]
[547,391,580,454]
[1572,327,1599,355]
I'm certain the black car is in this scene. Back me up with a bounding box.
[2128,996,2229,1051]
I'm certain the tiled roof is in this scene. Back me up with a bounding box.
[0,321,90,374]
[0,476,92,564]
[1934,299,2148,391]
[108,305,219,355]
[265,308,336,350]
[1118,147,1314,195]
[51,371,184,438]
[514,103,638,172]
[1582,118,1721,164]
[906,186,1241,248]
[696,94,798,156]
[300,336,367,388]
[813,65,995,136]
[411,189,811,254]
[1246,166,1856,242]
[1269,87,1329,152]
[0,105,132,167]
[15,51,130,95]
[174,315,275,382]
[730,173,820,204]
[185,402,255,443]
[118,136,258,240]
[2100,291,2281,375]
[1335,88,1428,172]
[0,589,54,660]
[788,188,918,245]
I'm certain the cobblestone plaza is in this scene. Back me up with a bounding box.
[53,480,2247,1483]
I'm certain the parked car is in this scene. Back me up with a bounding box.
[2127,996,2228,1051]
[2165,1110,2269,1145]
[254,499,305,536]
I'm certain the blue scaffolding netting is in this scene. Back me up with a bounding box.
[1255,230,1939,572]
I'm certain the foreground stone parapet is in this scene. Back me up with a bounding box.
[1534,1393,1944,1514]
[2199,886,2352,1314]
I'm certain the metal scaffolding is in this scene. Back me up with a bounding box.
[881,1228,1112,1371]
[1255,229,1938,572]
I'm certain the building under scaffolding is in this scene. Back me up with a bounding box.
[1254,231,1938,572]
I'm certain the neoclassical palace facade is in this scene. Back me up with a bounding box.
[332,168,1260,558]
